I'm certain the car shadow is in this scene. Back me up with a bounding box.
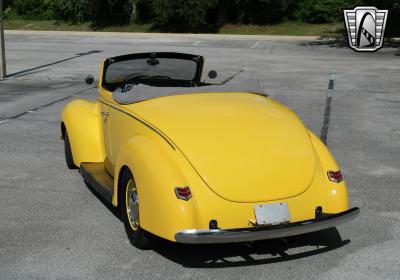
[155,228,350,268]
[84,180,350,268]
[84,180,122,221]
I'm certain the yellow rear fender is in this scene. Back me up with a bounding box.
[113,136,199,240]
[112,131,350,241]
[61,99,106,167]
[308,130,349,212]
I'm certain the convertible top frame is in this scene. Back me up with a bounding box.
[102,52,205,90]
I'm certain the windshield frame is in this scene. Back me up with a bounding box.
[102,52,204,90]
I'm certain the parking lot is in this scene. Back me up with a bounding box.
[0,31,399,279]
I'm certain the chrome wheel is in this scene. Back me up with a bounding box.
[126,179,139,230]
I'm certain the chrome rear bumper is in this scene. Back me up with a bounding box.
[175,207,360,244]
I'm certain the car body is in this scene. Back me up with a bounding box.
[61,52,359,248]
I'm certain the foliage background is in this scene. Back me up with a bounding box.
[2,0,399,36]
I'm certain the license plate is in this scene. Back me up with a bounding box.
[254,202,290,226]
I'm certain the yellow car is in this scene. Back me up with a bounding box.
[61,52,359,249]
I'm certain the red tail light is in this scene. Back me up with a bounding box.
[327,170,343,183]
[174,186,192,201]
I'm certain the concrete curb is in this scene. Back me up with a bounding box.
[5,30,321,41]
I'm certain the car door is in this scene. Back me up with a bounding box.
[98,79,114,174]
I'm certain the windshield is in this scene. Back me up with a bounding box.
[106,58,197,83]
[102,52,204,90]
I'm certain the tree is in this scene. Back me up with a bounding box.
[151,0,216,32]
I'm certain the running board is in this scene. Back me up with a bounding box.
[80,162,114,203]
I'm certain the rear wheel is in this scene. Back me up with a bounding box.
[64,130,77,169]
[120,168,158,249]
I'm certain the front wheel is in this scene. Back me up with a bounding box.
[64,130,77,169]
[120,169,158,249]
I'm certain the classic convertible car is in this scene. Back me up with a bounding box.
[61,52,359,249]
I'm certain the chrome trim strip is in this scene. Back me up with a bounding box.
[175,207,360,244]
[98,99,175,150]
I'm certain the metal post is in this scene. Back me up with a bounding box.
[0,0,6,79]
[320,70,336,145]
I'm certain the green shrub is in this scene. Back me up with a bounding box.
[151,0,216,32]
[89,0,133,26]
[133,0,153,23]
[3,7,17,20]
[11,0,55,20]
[236,0,287,25]
[2,0,12,10]
[296,0,360,23]
[7,0,134,24]
[51,0,91,23]
[6,0,397,38]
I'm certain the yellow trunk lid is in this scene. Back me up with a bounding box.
[129,92,316,203]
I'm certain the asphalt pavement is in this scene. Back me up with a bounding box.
[0,31,399,280]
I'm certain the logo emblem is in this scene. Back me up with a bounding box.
[343,6,388,52]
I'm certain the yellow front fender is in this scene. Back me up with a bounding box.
[61,99,106,166]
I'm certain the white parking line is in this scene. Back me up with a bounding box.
[251,41,260,48]
[192,40,202,46]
